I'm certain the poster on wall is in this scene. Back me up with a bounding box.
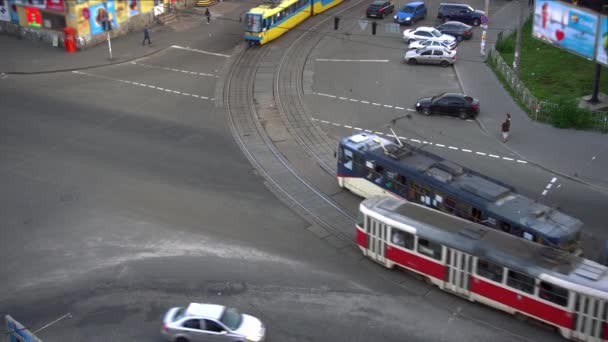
[0,0,10,22]
[532,0,599,60]
[45,0,63,12]
[88,1,117,35]
[127,0,139,17]
[115,0,127,23]
[25,6,41,27]
[25,0,45,8]
[8,0,19,22]
[597,16,608,66]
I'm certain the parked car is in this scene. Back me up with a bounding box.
[404,46,456,67]
[435,21,472,41]
[437,2,485,26]
[402,26,456,44]
[415,92,480,119]
[409,38,456,50]
[162,303,266,342]
[394,1,426,25]
[367,0,394,19]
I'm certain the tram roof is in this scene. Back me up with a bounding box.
[362,196,608,296]
[340,133,583,239]
[247,0,299,15]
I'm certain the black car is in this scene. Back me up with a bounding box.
[415,93,479,119]
[367,0,394,19]
[435,21,473,42]
[437,3,484,26]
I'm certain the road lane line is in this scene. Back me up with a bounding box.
[502,157,514,161]
[315,59,389,62]
[449,146,458,150]
[489,154,499,158]
[517,160,528,164]
[462,149,472,153]
[476,152,486,155]
[372,103,381,106]
[170,45,231,57]
[435,144,445,147]
[384,105,393,108]
[395,106,404,110]
[361,101,370,104]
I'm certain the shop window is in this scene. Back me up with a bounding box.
[506,270,535,294]
[417,238,442,260]
[391,229,414,250]
[539,281,568,307]
[476,258,503,283]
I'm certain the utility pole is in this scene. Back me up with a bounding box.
[480,0,489,55]
[104,1,113,60]
[513,0,525,77]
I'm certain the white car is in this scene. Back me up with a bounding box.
[404,46,456,67]
[162,303,266,342]
[409,38,457,50]
[403,26,456,45]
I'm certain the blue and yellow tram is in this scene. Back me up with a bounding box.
[243,0,343,45]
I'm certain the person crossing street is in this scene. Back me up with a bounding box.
[204,8,211,24]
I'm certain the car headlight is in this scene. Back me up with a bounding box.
[406,17,411,20]
[394,15,397,19]
[246,335,263,342]
[416,102,420,107]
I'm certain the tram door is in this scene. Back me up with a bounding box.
[366,219,386,265]
[444,248,472,296]
[572,294,607,341]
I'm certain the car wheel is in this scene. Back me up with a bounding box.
[456,35,464,42]
[473,18,480,26]
[458,110,469,120]
[440,60,450,67]
[422,108,431,116]
[443,16,450,23]
[175,337,189,342]
[408,58,417,65]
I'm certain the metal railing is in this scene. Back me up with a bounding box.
[489,48,608,131]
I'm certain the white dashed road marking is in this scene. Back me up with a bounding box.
[170,45,231,58]
[311,117,528,164]
[315,59,390,62]
[313,92,425,113]
[541,177,559,196]
[131,61,220,78]
[71,71,213,101]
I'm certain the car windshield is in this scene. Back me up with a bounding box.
[174,307,187,321]
[219,307,243,331]
[399,6,413,12]
[431,93,446,102]
[465,5,474,12]
[244,13,262,32]
[431,29,442,37]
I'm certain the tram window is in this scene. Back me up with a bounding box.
[512,226,523,237]
[417,238,442,260]
[471,207,482,222]
[476,259,503,283]
[391,230,414,250]
[506,270,535,294]
[444,197,456,213]
[353,153,365,172]
[342,149,353,170]
[356,211,364,228]
[539,281,568,307]
[523,231,535,241]
[500,222,511,233]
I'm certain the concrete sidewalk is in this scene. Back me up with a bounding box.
[0,2,246,74]
[454,0,608,191]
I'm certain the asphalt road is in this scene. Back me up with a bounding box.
[304,0,608,258]
[0,43,559,342]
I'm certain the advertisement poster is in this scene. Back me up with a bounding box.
[25,0,45,8]
[45,0,63,12]
[597,16,608,66]
[25,6,41,27]
[115,0,127,23]
[0,0,10,22]
[8,0,19,22]
[88,1,117,35]
[532,0,599,60]
[127,0,139,17]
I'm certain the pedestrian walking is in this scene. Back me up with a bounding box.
[143,26,151,45]
[501,113,511,142]
[205,8,211,24]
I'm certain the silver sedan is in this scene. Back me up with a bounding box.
[404,46,456,67]
[161,303,266,342]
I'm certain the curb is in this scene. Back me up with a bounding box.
[453,61,608,194]
[1,45,172,75]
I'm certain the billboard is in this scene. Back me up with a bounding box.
[532,0,599,60]
[88,2,117,35]
[597,15,608,66]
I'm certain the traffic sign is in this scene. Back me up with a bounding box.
[358,20,368,31]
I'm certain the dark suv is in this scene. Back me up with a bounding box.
[367,0,394,19]
[437,3,484,26]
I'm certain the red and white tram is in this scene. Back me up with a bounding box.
[357,196,608,341]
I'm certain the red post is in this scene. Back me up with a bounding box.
[63,27,77,53]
